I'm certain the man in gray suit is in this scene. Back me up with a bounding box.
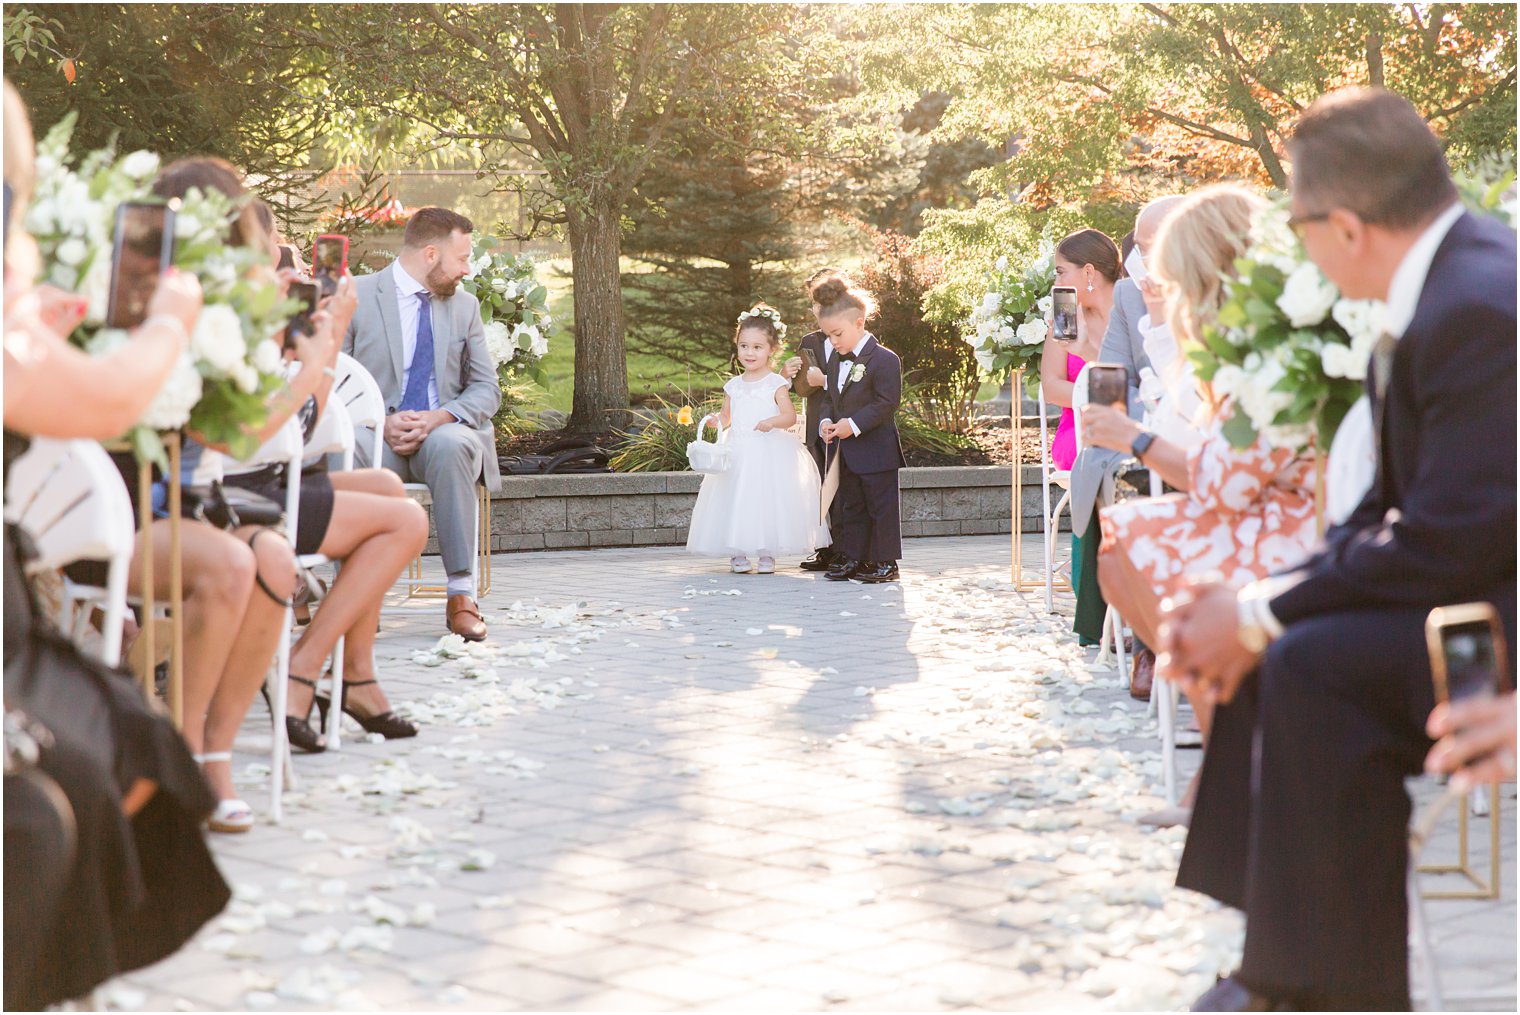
[344,207,501,641]
[1067,195,1182,688]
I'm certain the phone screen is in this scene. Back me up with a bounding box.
[1087,364,1129,408]
[312,234,348,297]
[1440,621,1502,703]
[1052,287,1079,342]
[284,281,320,351]
[106,202,175,329]
[801,348,819,373]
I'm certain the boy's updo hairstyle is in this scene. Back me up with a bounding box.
[1055,228,1122,285]
[810,276,878,322]
[803,266,849,299]
[734,302,786,350]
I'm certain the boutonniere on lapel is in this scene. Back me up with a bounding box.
[849,362,866,384]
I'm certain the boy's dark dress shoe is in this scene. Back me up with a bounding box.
[825,557,861,581]
[855,561,900,583]
[800,548,836,572]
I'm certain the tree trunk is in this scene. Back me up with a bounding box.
[566,201,631,433]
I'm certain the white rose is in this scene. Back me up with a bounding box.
[974,346,998,371]
[529,331,549,358]
[976,319,994,341]
[490,277,508,293]
[996,325,1016,349]
[466,253,490,279]
[189,304,248,376]
[981,292,1000,314]
[1276,262,1338,327]
[1320,342,1364,380]
[1234,357,1293,434]
[251,339,284,376]
[502,279,522,300]
[994,255,1008,273]
[1036,294,1053,317]
[139,351,204,430]
[119,150,160,181]
[512,323,546,358]
[1016,319,1047,346]
[52,178,93,234]
[56,237,88,267]
[1331,298,1385,349]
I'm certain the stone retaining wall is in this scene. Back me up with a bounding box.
[414,465,1071,554]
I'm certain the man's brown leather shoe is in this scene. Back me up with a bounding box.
[1130,645,1155,701]
[446,594,488,642]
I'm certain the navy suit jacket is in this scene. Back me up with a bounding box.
[827,336,907,475]
[791,329,834,466]
[1271,211,1517,624]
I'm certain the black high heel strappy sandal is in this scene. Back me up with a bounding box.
[284,675,327,754]
[316,679,418,740]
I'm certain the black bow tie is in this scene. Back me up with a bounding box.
[839,352,858,362]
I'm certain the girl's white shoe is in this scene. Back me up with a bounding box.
[756,556,775,574]
[730,556,753,573]
[194,752,255,834]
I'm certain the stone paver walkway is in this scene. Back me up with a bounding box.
[114,535,1515,1011]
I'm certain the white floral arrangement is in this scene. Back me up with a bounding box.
[1188,201,1382,451]
[736,304,787,342]
[26,114,292,463]
[963,236,1057,395]
[460,246,553,385]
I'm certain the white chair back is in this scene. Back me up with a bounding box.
[4,438,135,572]
[332,353,385,466]
[5,438,135,666]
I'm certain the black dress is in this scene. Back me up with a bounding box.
[3,431,231,1009]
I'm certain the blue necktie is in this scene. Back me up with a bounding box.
[399,290,434,411]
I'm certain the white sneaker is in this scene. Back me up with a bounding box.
[730,556,753,573]
[756,556,775,574]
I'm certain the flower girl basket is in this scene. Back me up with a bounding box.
[686,414,731,474]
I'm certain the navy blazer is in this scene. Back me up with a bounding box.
[1271,211,1517,624]
[826,336,907,475]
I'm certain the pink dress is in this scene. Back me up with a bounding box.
[1050,352,1085,470]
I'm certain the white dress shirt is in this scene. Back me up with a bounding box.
[1241,200,1465,640]
[393,261,441,412]
[1137,314,1205,452]
[821,333,873,437]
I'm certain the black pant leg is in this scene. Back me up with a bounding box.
[1241,607,1435,1009]
[1176,681,1258,911]
[833,464,870,562]
[858,469,902,562]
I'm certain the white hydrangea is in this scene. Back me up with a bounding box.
[1231,355,1295,439]
[1331,299,1385,350]
[995,324,1016,348]
[233,363,260,394]
[1320,342,1365,380]
[1276,262,1338,327]
[1016,318,1048,346]
[79,256,111,324]
[190,304,248,376]
[55,237,88,267]
[140,351,204,430]
[483,321,516,367]
[119,150,160,181]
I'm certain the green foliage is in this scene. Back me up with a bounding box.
[3,7,60,64]
[608,395,724,474]
[897,386,978,458]
[851,224,981,433]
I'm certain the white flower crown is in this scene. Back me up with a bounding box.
[736,305,787,341]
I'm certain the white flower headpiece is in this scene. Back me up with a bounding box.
[736,305,787,341]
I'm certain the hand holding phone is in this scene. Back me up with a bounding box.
[1051,286,1079,342]
[106,201,177,329]
[142,269,202,344]
[284,281,320,352]
[312,234,349,298]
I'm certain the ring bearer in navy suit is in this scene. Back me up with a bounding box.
[1158,87,1517,1011]
[807,276,906,584]
[783,268,850,572]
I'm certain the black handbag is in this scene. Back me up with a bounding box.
[182,480,285,531]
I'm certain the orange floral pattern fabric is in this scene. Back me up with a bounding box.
[1098,418,1319,602]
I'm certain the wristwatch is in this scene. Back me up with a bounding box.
[1130,430,1157,461]
[1235,595,1270,654]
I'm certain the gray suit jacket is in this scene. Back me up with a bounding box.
[1069,278,1150,533]
[344,263,503,493]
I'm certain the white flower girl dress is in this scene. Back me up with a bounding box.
[685,372,829,559]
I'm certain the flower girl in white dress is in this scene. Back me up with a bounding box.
[686,305,830,573]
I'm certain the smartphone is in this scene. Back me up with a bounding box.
[1051,286,1079,342]
[801,348,820,374]
[311,234,349,297]
[1124,246,1148,284]
[284,281,320,351]
[1086,363,1129,408]
[105,201,177,329]
[1427,603,1511,705]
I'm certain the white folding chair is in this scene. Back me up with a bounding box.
[295,397,355,750]
[5,438,135,667]
[333,351,384,468]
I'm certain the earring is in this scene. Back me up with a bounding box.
[1086,277,1095,293]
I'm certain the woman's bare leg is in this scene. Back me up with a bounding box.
[287,491,428,718]
[1096,545,1163,651]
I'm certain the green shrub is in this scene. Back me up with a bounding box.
[609,393,725,473]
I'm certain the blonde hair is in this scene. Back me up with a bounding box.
[1151,184,1265,347]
